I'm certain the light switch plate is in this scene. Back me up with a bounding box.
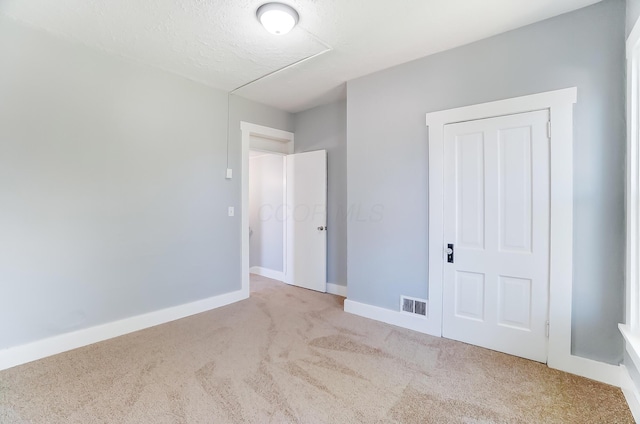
[228,206,235,217]
[226,168,233,179]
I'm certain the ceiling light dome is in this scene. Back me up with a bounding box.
[257,3,299,35]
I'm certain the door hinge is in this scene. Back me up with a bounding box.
[545,321,550,338]
[547,121,551,139]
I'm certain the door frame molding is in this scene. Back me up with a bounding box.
[426,88,615,385]
[240,121,294,297]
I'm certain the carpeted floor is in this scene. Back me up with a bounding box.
[0,275,634,423]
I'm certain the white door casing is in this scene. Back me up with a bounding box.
[442,110,550,363]
[286,150,328,292]
[425,89,619,386]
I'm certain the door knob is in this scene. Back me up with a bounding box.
[317,226,326,231]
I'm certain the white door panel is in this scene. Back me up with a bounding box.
[455,271,485,321]
[443,110,550,363]
[286,150,327,293]
[456,132,485,250]
[499,128,533,253]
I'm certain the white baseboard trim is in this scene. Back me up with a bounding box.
[0,289,247,372]
[250,266,285,282]
[344,299,440,337]
[326,283,347,297]
[548,353,621,387]
[621,365,640,422]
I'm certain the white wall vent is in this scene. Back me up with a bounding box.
[400,296,427,317]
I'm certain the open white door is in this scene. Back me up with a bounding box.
[442,110,550,363]
[286,150,327,292]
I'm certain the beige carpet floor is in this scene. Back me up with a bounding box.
[0,275,634,423]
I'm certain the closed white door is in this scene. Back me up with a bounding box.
[442,110,550,363]
[286,150,327,292]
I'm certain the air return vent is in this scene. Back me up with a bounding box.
[400,296,427,317]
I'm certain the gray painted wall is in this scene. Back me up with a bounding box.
[0,15,292,350]
[249,154,285,272]
[346,0,625,364]
[628,0,640,36]
[294,100,348,287]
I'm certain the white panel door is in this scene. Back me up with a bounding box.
[442,110,550,363]
[286,150,327,292]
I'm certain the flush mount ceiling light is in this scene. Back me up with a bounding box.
[256,3,299,35]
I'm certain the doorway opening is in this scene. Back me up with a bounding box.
[249,150,287,283]
[241,122,328,297]
[241,122,293,297]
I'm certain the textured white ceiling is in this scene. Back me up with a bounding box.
[0,0,601,113]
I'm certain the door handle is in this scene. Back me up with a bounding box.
[447,244,454,263]
[317,226,327,231]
